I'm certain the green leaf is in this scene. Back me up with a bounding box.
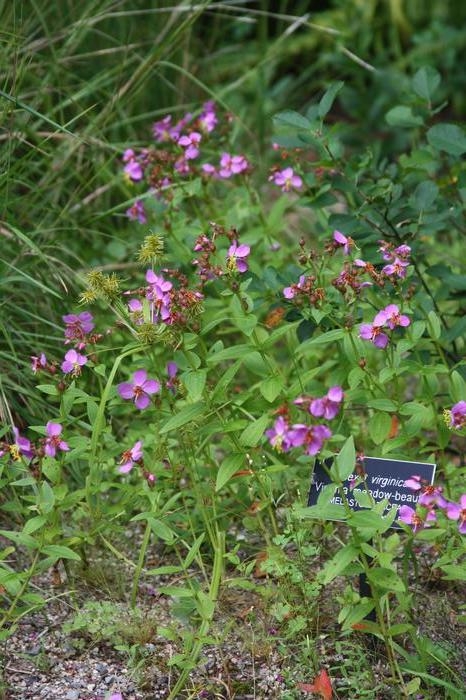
[211,359,242,402]
[412,66,441,102]
[385,106,423,128]
[215,453,245,492]
[273,110,311,130]
[369,412,392,445]
[0,529,39,549]
[259,375,284,403]
[404,678,421,695]
[367,399,397,412]
[160,402,204,434]
[340,600,375,631]
[182,370,206,402]
[183,534,205,568]
[39,481,55,514]
[320,544,358,584]
[195,590,215,620]
[413,180,438,210]
[36,384,59,396]
[42,545,81,561]
[427,310,441,340]
[239,414,270,447]
[87,399,98,424]
[206,344,253,365]
[149,518,176,544]
[318,81,344,118]
[367,567,405,592]
[22,516,47,535]
[450,370,466,403]
[297,328,344,355]
[427,123,466,156]
[158,586,195,598]
[332,436,355,481]
[348,510,390,534]
[443,316,466,343]
[353,490,373,509]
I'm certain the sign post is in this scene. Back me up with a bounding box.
[308,456,436,621]
[308,456,436,526]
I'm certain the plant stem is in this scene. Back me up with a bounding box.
[167,528,225,700]
[131,519,152,609]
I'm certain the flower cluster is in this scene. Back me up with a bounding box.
[126,267,204,329]
[379,241,411,279]
[325,233,412,298]
[0,422,69,466]
[400,475,466,535]
[121,102,251,223]
[283,273,325,306]
[191,224,251,283]
[360,304,410,349]
[265,387,343,457]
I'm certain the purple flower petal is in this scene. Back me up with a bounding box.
[132,369,148,386]
[142,379,160,395]
[135,393,151,410]
[46,422,62,437]
[118,382,134,399]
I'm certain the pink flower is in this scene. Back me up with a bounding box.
[178,131,201,159]
[122,150,144,181]
[227,241,250,273]
[287,424,332,455]
[12,427,34,460]
[450,401,466,429]
[375,304,410,330]
[269,167,302,192]
[63,311,94,346]
[333,230,354,255]
[398,505,436,532]
[166,362,178,393]
[218,153,249,178]
[152,115,180,142]
[31,353,47,374]
[404,475,446,507]
[283,275,307,299]
[202,163,217,176]
[404,475,422,491]
[444,494,466,534]
[118,369,160,410]
[44,422,69,458]
[359,322,389,349]
[126,199,147,224]
[119,441,143,474]
[394,244,411,258]
[382,257,409,278]
[310,386,344,420]
[61,349,88,375]
[198,101,217,133]
[265,417,292,452]
[146,270,172,322]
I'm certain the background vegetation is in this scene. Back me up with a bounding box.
[0,2,465,698]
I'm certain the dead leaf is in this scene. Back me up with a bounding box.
[297,668,333,699]
[388,415,399,439]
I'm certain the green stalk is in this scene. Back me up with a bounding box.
[87,344,142,499]
[167,528,225,700]
[131,519,152,609]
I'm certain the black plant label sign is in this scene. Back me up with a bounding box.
[308,456,436,528]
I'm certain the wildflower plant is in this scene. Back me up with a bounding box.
[1,72,466,698]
